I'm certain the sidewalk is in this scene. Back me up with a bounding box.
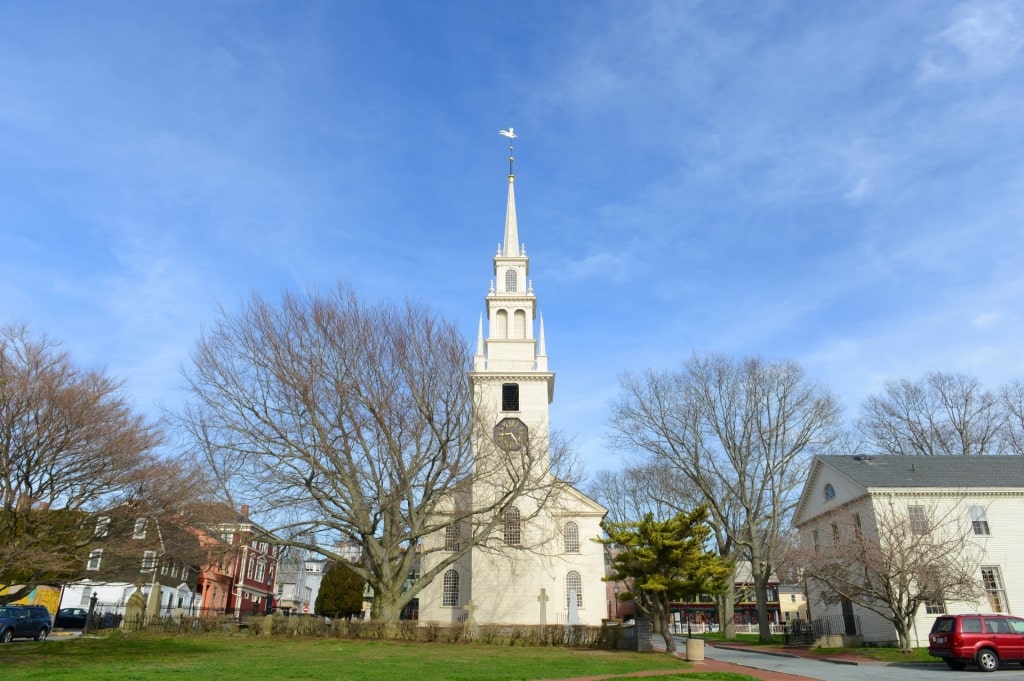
[552,644,824,681]
[548,639,887,681]
[550,658,817,681]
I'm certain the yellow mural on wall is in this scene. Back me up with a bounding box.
[0,585,61,615]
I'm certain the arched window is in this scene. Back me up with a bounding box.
[566,571,583,608]
[563,522,580,553]
[505,269,518,293]
[442,570,459,607]
[445,524,460,552]
[513,309,526,338]
[823,483,836,501]
[496,310,508,338]
[503,506,522,546]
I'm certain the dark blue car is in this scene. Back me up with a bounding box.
[0,605,52,642]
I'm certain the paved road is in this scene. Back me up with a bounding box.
[703,644,1024,681]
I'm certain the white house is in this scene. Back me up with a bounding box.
[793,455,1024,646]
[416,142,607,626]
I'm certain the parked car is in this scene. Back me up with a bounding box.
[928,613,1024,672]
[0,605,53,643]
[54,607,89,629]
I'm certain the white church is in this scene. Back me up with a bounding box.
[416,136,608,626]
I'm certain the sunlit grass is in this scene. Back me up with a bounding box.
[0,634,699,681]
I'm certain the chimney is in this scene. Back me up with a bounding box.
[240,504,250,518]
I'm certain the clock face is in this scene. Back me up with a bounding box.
[493,417,529,451]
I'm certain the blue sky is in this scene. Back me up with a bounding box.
[3,1,1023,475]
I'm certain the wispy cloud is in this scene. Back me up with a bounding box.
[918,1,1024,82]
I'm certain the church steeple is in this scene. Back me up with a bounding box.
[503,172,520,258]
[472,128,554,403]
[499,127,520,257]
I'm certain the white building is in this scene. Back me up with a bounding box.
[416,143,607,626]
[794,455,1024,646]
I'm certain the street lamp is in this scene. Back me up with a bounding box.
[613,585,619,619]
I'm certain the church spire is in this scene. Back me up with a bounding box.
[499,127,520,257]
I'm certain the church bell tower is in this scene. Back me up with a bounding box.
[470,131,554,461]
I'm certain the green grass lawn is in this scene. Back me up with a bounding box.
[0,634,733,681]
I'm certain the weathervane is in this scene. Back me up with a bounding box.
[499,127,516,176]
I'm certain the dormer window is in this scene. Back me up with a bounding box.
[505,269,518,293]
[823,484,836,501]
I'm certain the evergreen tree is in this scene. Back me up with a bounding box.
[315,561,365,619]
[601,505,732,654]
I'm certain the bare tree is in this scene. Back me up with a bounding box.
[610,353,841,641]
[0,325,162,604]
[859,372,1005,456]
[179,286,576,626]
[1000,380,1024,455]
[587,460,698,525]
[799,498,983,651]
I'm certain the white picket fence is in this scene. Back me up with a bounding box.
[668,621,786,635]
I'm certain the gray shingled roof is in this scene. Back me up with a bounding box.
[820,455,1024,489]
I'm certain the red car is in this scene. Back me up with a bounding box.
[929,614,1024,672]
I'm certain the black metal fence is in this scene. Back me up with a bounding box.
[782,613,861,647]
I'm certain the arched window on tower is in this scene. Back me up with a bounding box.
[513,309,526,338]
[503,506,522,546]
[495,310,508,338]
[563,522,580,553]
[442,569,460,607]
[566,571,583,608]
[505,269,518,293]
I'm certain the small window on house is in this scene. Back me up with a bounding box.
[831,523,840,545]
[563,522,580,554]
[823,483,836,501]
[981,566,1008,612]
[969,506,990,536]
[503,506,522,546]
[566,571,583,608]
[442,569,459,607]
[87,549,103,571]
[908,505,929,534]
[790,594,797,603]
[505,269,518,293]
[141,550,157,573]
[502,383,520,412]
[853,513,863,541]
[247,557,256,579]
[925,593,946,614]
[256,560,266,581]
[133,518,147,539]
[445,524,461,552]
[95,516,110,537]
[811,529,820,555]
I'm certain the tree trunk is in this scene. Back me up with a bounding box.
[755,581,772,642]
[654,598,676,654]
[717,589,736,638]
[369,583,405,633]
[894,614,914,652]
